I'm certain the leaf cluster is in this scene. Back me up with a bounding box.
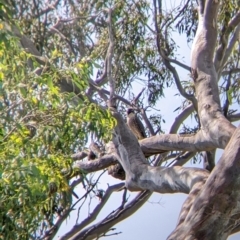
[0,32,115,238]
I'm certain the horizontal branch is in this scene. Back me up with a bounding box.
[228,112,240,122]
[140,132,216,156]
[73,154,118,174]
[172,152,197,167]
[222,68,240,76]
[71,151,88,161]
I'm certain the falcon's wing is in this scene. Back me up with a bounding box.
[134,115,147,139]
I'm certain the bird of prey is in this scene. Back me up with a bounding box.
[88,141,104,161]
[127,109,147,140]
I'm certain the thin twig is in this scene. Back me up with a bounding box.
[59,183,125,240]
[107,8,115,107]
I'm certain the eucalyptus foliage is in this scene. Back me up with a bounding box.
[0,0,240,239]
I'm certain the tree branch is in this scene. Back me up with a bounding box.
[153,0,197,109]
[168,126,240,239]
[140,131,217,156]
[67,190,152,240]
[221,23,240,72]
[60,183,125,240]
[106,8,115,107]
[202,150,215,172]
[73,154,118,174]
[88,80,130,105]
[191,0,236,147]
[71,151,88,161]
[214,10,240,76]
[228,112,240,122]
[140,108,155,136]
[223,71,232,117]
[222,68,240,76]
[111,109,209,194]
[169,104,195,134]
[171,152,197,167]
[168,58,191,72]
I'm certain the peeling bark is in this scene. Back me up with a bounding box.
[168,126,240,240]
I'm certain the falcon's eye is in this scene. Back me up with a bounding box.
[127,109,134,115]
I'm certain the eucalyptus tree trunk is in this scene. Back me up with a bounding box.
[109,1,240,239]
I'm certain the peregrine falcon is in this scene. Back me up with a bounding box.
[127,109,147,140]
[88,141,104,161]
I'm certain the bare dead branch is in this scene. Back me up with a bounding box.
[140,108,155,136]
[44,172,106,240]
[98,230,122,238]
[131,88,145,106]
[71,171,106,211]
[64,190,152,240]
[59,183,125,239]
[40,202,72,240]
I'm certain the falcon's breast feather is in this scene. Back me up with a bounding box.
[127,109,147,140]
